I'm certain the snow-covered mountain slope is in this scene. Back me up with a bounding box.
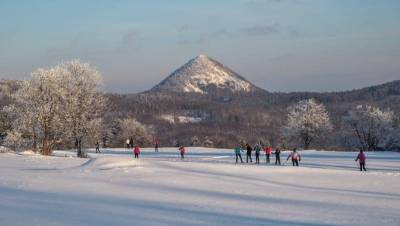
[151,55,260,94]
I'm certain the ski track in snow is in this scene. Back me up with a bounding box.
[0,148,399,226]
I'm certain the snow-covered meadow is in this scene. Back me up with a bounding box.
[0,148,399,226]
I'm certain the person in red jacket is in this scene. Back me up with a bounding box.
[265,146,272,164]
[133,145,140,159]
[287,148,301,166]
[355,149,367,171]
[179,146,186,159]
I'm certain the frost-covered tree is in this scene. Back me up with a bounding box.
[2,104,37,151]
[203,136,214,147]
[3,130,23,151]
[57,60,106,157]
[190,136,201,146]
[0,110,12,144]
[284,99,332,149]
[5,68,65,155]
[344,105,394,151]
[119,118,152,147]
[3,60,106,156]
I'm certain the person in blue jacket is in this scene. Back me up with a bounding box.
[234,144,244,163]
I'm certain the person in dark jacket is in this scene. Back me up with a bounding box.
[129,138,134,149]
[355,149,367,171]
[254,144,261,164]
[275,148,281,165]
[287,148,301,166]
[95,141,100,153]
[246,143,253,163]
[234,144,244,164]
[154,139,160,152]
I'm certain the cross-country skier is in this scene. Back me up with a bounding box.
[154,139,160,152]
[95,141,100,153]
[234,144,244,163]
[265,145,272,164]
[254,143,261,164]
[133,145,140,159]
[179,146,186,159]
[246,143,253,163]
[129,138,134,149]
[275,148,281,165]
[287,148,301,166]
[126,139,130,149]
[355,149,367,171]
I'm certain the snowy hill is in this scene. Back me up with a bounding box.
[151,55,260,94]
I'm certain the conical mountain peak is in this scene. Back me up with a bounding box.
[151,55,259,94]
[195,54,210,60]
[196,54,208,59]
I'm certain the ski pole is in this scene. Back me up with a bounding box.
[283,159,288,166]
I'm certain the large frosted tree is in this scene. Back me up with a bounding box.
[4,60,106,156]
[285,99,332,149]
[345,105,394,151]
[58,60,106,157]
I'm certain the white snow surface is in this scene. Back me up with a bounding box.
[1,148,400,226]
[152,55,256,94]
[160,114,203,124]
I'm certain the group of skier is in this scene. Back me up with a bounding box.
[124,139,367,171]
[234,143,367,171]
[130,143,187,160]
[234,143,301,166]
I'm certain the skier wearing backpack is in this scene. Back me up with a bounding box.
[234,144,244,164]
[265,145,272,164]
[245,143,253,163]
[254,143,261,164]
[275,148,281,165]
[287,148,301,166]
[133,145,141,159]
[355,149,367,171]
[179,146,186,159]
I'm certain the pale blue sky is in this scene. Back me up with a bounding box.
[1,0,399,93]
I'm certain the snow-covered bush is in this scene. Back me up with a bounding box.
[0,146,11,153]
[119,118,152,147]
[344,105,395,151]
[203,136,214,147]
[284,99,332,149]
[191,136,201,146]
[3,131,22,151]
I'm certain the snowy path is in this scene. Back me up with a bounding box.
[0,148,399,226]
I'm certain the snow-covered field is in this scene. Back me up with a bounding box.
[0,148,399,226]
